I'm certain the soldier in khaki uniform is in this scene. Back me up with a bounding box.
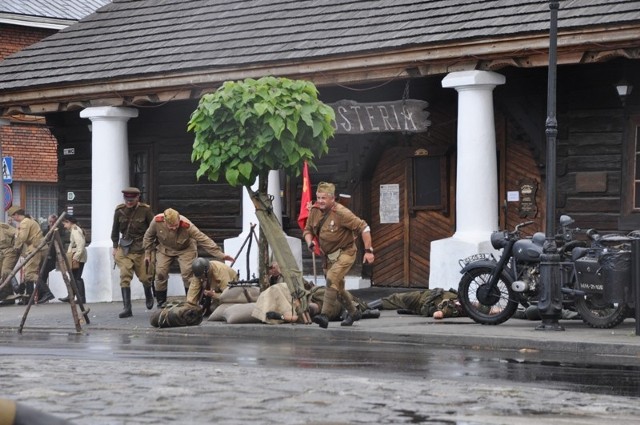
[0,223,19,305]
[143,208,233,308]
[111,187,155,318]
[188,257,237,313]
[0,398,73,425]
[302,182,375,328]
[8,206,55,304]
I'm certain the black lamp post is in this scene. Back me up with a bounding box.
[536,0,564,331]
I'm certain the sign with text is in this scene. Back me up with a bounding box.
[379,183,400,224]
[329,99,430,135]
[2,156,13,184]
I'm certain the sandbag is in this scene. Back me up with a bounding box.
[219,286,260,304]
[223,303,261,324]
[150,301,203,328]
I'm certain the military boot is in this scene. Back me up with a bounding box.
[314,286,340,329]
[341,309,362,326]
[19,282,34,305]
[118,287,133,318]
[143,285,154,309]
[339,289,362,326]
[156,290,167,309]
[0,282,14,306]
[361,309,380,319]
[36,281,55,304]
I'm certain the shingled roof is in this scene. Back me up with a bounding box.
[0,0,111,28]
[0,0,639,112]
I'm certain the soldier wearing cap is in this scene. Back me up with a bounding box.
[110,187,154,318]
[143,208,234,308]
[302,181,375,328]
[7,206,55,304]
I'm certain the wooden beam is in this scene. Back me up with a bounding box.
[0,25,639,109]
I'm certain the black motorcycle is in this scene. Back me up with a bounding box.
[572,228,634,329]
[457,216,585,325]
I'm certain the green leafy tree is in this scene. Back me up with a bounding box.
[188,76,334,189]
[187,76,335,311]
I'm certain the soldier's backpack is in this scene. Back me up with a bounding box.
[150,301,203,328]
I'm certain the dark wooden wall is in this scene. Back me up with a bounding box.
[129,101,243,246]
[47,112,93,240]
[47,60,640,284]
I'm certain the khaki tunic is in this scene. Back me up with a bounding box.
[0,223,18,279]
[186,260,238,305]
[303,203,367,257]
[143,214,225,290]
[14,216,45,282]
[111,202,154,288]
[111,202,154,253]
[303,203,368,298]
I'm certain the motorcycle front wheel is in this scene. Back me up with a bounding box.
[574,294,627,329]
[458,267,519,325]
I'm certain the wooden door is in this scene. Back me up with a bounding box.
[370,145,454,287]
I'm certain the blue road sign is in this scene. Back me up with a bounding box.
[3,157,13,184]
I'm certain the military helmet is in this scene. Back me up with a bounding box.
[192,258,209,278]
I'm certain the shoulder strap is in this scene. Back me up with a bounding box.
[314,210,331,238]
[123,203,139,239]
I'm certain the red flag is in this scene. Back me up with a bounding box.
[298,161,311,230]
[298,162,321,255]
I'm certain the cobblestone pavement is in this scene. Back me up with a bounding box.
[2,300,640,424]
[3,355,640,425]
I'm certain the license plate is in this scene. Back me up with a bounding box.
[458,253,494,268]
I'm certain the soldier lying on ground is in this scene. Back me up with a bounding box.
[252,262,380,324]
[368,288,465,320]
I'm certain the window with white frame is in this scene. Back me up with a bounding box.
[25,183,58,228]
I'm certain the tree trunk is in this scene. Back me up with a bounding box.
[249,189,307,307]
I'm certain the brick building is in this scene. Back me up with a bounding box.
[0,0,109,224]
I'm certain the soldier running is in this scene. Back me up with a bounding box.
[302,182,375,328]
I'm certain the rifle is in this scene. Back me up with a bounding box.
[198,223,257,317]
[228,277,260,287]
[145,256,156,298]
[198,273,213,317]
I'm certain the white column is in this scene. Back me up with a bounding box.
[224,170,302,281]
[429,71,505,288]
[76,106,138,302]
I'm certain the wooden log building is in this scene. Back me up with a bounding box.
[0,0,639,300]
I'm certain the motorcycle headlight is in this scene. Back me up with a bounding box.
[490,231,508,249]
[532,232,546,246]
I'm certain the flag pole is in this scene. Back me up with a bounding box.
[312,251,317,285]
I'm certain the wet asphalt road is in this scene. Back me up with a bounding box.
[2,326,640,425]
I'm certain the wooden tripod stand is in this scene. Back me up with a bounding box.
[0,212,90,333]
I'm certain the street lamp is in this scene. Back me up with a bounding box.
[615,79,633,105]
[536,0,564,331]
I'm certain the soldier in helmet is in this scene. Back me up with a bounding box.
[188,257,238,313]
[143,208,234,308]
[111,187,155,318]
